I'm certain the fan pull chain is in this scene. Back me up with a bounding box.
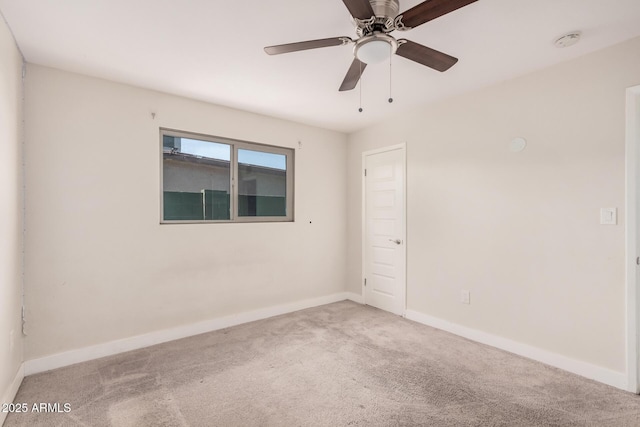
[358,60,363,113]
[388,44,394,104]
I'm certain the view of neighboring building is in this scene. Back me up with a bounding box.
[163,135,287,220]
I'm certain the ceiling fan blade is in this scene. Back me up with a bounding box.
[342,0,375,20]
[339,58,367,92]
[396,39,458,72]
[398,0,478,29]
[265,37,352,55]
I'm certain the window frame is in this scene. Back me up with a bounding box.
[160,128,294,224]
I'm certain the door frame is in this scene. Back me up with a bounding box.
[361,143,407,315]
[626,85,640,393]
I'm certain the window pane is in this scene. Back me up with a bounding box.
[163,136,230,220]
[238,149,287,217]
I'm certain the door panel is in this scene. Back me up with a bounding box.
[364,147,406,315]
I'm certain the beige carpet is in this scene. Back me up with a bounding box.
[5,301,640,426]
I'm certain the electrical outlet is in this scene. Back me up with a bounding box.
[461,290,471,305]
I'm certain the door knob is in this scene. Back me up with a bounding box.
[389,239,402,245]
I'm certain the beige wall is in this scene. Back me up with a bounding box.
[347,36,640,372]
[0,12,23,412]
[24,65,347,359]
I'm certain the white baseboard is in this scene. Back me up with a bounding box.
[1,363,24,427]
[25,292,352,376]
[345,292,364,304]
[405,309,628,391]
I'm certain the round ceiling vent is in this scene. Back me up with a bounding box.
[554,32,581,48]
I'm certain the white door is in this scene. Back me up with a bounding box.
[629,86,640,392]
[364,146,406,315]
[636,98,640,393]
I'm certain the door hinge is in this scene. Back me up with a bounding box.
[364,278,367,287]
[364,169,367,177]
[22,305,27,335]
[637,256,640,265]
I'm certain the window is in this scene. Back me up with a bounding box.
[161,129,293,223]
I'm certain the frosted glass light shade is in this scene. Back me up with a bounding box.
[355,39,392,64]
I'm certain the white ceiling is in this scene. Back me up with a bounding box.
[1,0,640,133]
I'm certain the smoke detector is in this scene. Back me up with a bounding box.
[554,32,581,48]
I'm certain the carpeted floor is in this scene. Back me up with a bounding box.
[5,301,640,426]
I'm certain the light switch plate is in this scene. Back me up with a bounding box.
[600,208,617,225]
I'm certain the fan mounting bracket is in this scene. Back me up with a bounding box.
[393,15,410,31]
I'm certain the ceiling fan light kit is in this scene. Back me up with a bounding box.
[264,0,478,106]
[354,33,399,64]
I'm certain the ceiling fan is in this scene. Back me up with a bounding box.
[265,0,478,92]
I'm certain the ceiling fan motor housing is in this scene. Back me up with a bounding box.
[370,0,399,19]
[356,0,400,36]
